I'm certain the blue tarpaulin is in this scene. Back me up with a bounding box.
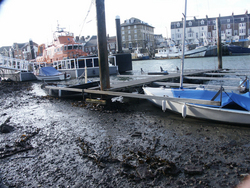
[38,67,62,76]
[172,89,250,111]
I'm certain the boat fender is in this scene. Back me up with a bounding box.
[182,103,186,118]
[162,100,166,112]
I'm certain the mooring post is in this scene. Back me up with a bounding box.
[29,39,35,60]
[216,17,222,69]
[95,0,110,90]
[115,15,123,53]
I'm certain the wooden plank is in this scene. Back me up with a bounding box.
[205,73,248,76]
[83,89,220,106]
[45,86,220,106]
[85,98,106,105]
[154,82,241,90]
[184,76,241,81]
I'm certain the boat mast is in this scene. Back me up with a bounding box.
[180,0,187,89]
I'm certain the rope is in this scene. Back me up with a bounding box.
[79,0,94,38]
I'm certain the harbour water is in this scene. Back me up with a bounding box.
[132,55,250,74]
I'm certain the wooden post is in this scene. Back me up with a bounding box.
[95,0,110,90]
[115,15,123,53]
[216,17,222,69]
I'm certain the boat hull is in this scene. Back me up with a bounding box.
[143,87,250,124]
[36,74,71,81]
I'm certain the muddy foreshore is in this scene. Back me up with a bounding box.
[0,81,250,188]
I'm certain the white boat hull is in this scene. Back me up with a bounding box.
[36,73,71,81]
[143,87,250,124]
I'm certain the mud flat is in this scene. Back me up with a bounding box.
[0,81,250,187]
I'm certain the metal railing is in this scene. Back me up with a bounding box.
[0,55,33,72]
[52,56,117,70]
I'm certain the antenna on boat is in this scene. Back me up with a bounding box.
[180,0,187,89]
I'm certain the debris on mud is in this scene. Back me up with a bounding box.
[0,117,14,133]
[0,129,40,159]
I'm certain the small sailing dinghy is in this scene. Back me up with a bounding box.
[36,67,71,81]
[143,86,250,124]
[142,0,250,124]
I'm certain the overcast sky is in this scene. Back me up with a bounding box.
[0,0,249,46]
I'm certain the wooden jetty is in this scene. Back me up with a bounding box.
[44,69,224,106]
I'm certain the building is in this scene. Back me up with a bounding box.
[171,11,250,45]
[1,41,39,60]
[121,17,154,53]
[83,35,117,55]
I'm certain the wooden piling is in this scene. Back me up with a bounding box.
[115,16,123,53]
[95,0,110,90]
[216,17,222,69]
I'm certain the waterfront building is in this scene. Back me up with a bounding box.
[121,17,155,53]
[0,41,39,60]
[171,11,250,45]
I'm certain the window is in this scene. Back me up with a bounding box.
[177,22,180,27]
[201,20,204,25]
[241,17,244,21]
[122,27,124,30]
[227,24,230,29]
[213,20,216,24]
[188,21,192,26]
[134,34,137,39]
[64,46,67,51]
[68,45,72,50]
[227,19,230,22]
[128,26,130,29]
[201,27,204,30]
[134,30,137,33]
[128,30,131,34]
[134,25,137,29]
[122,36,125,41]
[122,31,124,34]
[177,29,180,33]
[196,32,198,38]
[128,35,131,41]
[234,30,238,35]
[214,25,217,30]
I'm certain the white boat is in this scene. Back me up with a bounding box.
[155,45,207,59]
[35,67,71,81]
[143,87,250,124]
[143,0,250,124]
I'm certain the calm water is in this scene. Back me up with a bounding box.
[132,55,250,74]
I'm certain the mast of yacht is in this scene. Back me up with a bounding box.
[180,0,187,89]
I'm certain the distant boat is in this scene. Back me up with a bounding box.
[155,45,207,59]
[131,47,150,60]
[35,67,71,81]
[227,44,250,55]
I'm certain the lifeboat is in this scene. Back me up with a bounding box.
[36,26,88,64]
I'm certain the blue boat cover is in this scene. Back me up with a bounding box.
[38,67,62,76]
[172,89,250,111]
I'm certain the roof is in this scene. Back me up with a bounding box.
[0,46,11,53]
[84,36,97,47]
[121,17,154,28]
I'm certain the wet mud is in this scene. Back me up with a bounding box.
[0,80,250,187]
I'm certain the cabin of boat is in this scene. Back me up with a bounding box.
[36,26,88,64]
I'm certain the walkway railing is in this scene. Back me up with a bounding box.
[0,55,34,72]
